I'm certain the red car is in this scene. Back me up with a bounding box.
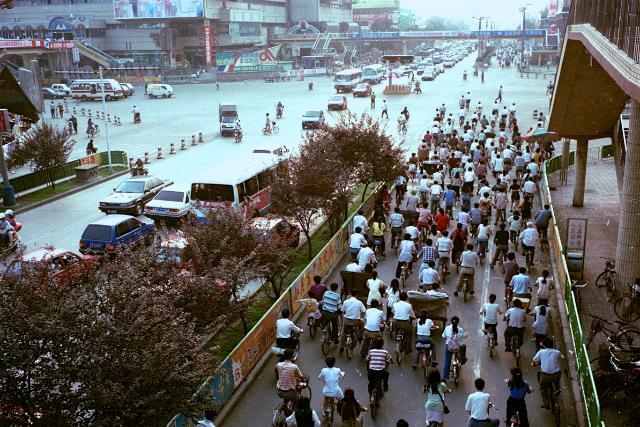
[353,83,373,97]
[3,247,97,284]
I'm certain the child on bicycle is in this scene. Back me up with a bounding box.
[505,367,531,427]
[299,290,322,327]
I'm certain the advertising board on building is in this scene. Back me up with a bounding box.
[215,45,281,73]
[203,25,213,65]
[353,0,399,9]
[113,0,203,19]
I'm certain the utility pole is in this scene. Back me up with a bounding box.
[472,16,488,57]
[98,67,113,173]
[519,4,532,66]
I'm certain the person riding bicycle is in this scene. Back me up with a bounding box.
[419,260,440,289]
[340,289,366,353]
[469,203,482,236]
[366,338,391,394]
[455,244,478,297]
[264,113,271,132]
[435,231,453,273]
[276,309,303,351]
[362,299,385,356]
[389,208,405,250]
[402,106,410,121]
[534,205,552,247]
[479,294,502,346]
[519,222,540,267]
[509,266,532,301]
[318,355,345,416]
[371,216,386,256]
[476,219,493,259]
[285,396,321,426]
[504,299,527,352]
[132,158,145,175]
[505,367,531,427]
[450,223,467,265]
[413,309,439,370]
[276,348,306,406]
[321,283,342,344]
[466,378,499,427]
[276,101,284,117]
[532,337,564,410]
[442,316,467,380]
[392,291,415,353]
[397,113,408,133]
[0,213,15,248]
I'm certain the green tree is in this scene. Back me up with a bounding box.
[7,122,75,190]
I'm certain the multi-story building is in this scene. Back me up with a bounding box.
[289,0,352,32]
[352,0,399,31]
[0,0,289,72]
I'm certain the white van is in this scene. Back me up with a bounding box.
[146,84,174,98]
[51,83,71,96]
[70,79,125,101]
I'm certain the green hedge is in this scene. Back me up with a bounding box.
[8,151,127,195]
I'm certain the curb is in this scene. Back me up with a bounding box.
[538,177,585,427]
[12,169,130,215]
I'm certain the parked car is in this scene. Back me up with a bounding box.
[252,217,301,248]
[353,83,372,97]
[119,84,132,98]
[99,176,173,216]
[42,87,65,99]
[51,83,71,96]
[2,247,97,284]
[302,110,326,129]
[120,83,135,96]
[79,215,155,255]
[144,184,193,220]
[327,95,348,111]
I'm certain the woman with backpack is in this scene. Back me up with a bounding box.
[337,388,367,427]
[441,316,467,380]
[505,367,531,426]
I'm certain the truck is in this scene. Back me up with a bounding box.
[219,103,238,137]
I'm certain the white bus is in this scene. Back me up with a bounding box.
[190,153,281,217]
[361,64,386,84]
[70,79,125,101]
[334,68,362,92]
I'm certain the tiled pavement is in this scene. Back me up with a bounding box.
[547,152,631,424]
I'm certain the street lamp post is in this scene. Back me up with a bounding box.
[98,67,113,173]
[519,5,531,66]
[472,16,487,57]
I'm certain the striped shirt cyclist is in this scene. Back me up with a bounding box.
[321,289,342,313]
[367,348,392,371]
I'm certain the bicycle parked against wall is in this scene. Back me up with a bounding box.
[596,256,617,300]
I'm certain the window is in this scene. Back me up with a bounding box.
[81,225,111,241]
[154,191,185,202]
[243,177,259,197]
[178,27,197,37]
[257,170,272,191]
[61,253,81,267]
[236,183,246,201]
[115,222,130,238]
[126,219,141,231]
[191,183,235,203]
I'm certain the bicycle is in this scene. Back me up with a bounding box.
[546,379,561,427]
[462,274,471,303]
[614,282,640,323]
[595,256,617,300]
[343,325,358,360]
[505,285,513,309]
[585,314,640,351]
[477,239,488,265]
[400,261,410,288]
[395,327,405,365]
[369,374,385,420]
[450,349,462,385]
[397,121,408,135]
[262,122,280,135]
[439,256,449,279]
[321,320,334,356]
[372,236,385,259]
[510,333,521,368]
[417,341,433,379]
[307,313,319,339]
[324,396,338,426]
[272,377,312,426]
[523,245,534,272]
[486,326,497,357]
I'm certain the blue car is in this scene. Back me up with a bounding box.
[79,214,155,255]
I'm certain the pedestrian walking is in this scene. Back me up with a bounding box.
[381,100,388,119]
[57,102,64,118]
[370,91,376,109]
[49,101,56,119]
[495,86,503,103]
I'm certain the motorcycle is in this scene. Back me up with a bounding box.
[234,128,243,143]
[276,107,283,119]
[133,112,141,124]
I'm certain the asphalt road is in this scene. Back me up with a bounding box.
[220,62,571,426]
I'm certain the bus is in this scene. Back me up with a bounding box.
[381,54,415,65]
[190,153,281,217]
[361,64,386,84]
[334,68,362,92]
[70,79,125,101]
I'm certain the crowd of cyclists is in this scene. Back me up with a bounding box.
[272,85,564,427]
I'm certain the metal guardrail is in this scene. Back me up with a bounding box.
[543,149,609,427]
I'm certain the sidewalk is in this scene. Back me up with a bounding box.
[547,155,629,424]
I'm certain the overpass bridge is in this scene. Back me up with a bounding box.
[270,29,548,44]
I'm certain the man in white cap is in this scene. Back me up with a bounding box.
[4,210,20,231]
[0,213,15,248]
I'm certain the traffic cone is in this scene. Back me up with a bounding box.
[107,114,111,122]
[128,157,134,169]
[157,147,163,159]
[191,135,197,146]
[144,152,150,164]
[180,139,187,150]
[88,110,92,118]
[169,143,176,154]
[198,132,204,143]
[81,108,85,116]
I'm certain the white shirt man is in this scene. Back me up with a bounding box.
[392,299,415,321]
[276,317,303,338]
[526,161,539,177]
[405,224,419,240]
[357,245,376,271]
[465,388,493,422]
[430,182,443,198]
[505,306,527,328]
[519,225,540,248]
[419,265,440,286]
[349,232,367,250]
[457,211,470,228]
[342,295,366,320]
[522,179,536,196]
[436,235,453,258]
[533,347,563,375]
[345,261,362,272]
[433,170,444,185]
[364,306,385,332]
[479,302,501,325]
[492,157,505,174]
[353,214,368,233]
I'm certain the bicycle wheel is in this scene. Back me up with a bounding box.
[595,271,609,288]
[614,296,640,323]
[550,389,561,427]
[395,338,403,365]
[616,328,640,350]
[273,126,280,134]
[370,395,378,420]
[321,330,331,355]
[309,322,317,338]
[346,336,354,360]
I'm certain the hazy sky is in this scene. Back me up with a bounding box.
[400,0,552,29]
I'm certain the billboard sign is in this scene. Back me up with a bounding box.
[113,0,203,19]
[203,25,213,65]
[215,45,281,73]
[353,0,398,9]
